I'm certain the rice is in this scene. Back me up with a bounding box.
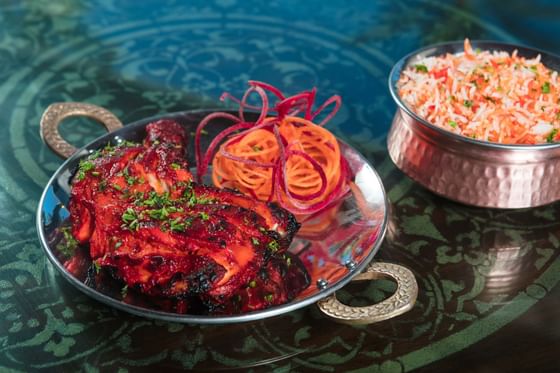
[397,39,560,144]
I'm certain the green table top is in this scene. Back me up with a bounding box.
[1,1,559,372]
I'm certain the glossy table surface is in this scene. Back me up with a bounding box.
[1,1,559,372]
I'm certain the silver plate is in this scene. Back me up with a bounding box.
[36,109,388,324]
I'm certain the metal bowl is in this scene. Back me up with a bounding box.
[37,102,418,325]
[387,40,560,208]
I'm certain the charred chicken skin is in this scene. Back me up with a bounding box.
[69,120,307,314]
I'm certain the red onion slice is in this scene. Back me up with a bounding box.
[197,121,252,181]
[311,95,341,126]
[195,112,240,177]
[248,80,286,100]
[278,148,327,201]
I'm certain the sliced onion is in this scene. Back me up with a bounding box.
[276,92,313,119]
[304,87,317,119]
[218,147,275,168]
[239,86,268,124]
[267,164,277,203]
[278,148,327,201]
[195,112,241,177]
[311,95,341,126]
[248,80,286,100]
[197,121,252,182]
[220,120,276,149]
[275,154,349,214]
[220,92,261,110]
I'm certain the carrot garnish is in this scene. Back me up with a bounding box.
[196,82,348,215]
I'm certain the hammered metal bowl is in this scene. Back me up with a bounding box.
[388,40,560,209]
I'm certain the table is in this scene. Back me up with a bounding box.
[1,1,559,371]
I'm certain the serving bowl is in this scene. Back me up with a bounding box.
[388,40,560,208]
[37,102,417,324]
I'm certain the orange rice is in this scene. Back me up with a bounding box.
[397,39,560,144]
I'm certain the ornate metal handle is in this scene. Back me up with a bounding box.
[317,262,418,325]
[40,102,123,159]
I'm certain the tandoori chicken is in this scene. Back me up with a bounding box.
[68,119,308,314]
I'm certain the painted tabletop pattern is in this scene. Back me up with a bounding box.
[1,1,559,372]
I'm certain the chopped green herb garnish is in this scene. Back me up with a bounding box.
[170,217,188,232]
[182,185,215,206]
[94,261,101,274]
[91,171,100,177]
[122,140,139,148]
[252,145,263,152]
[542,82,551,94]
[196,194,216,205]
[183,184,197,207]
[448,120,458,128]
[248,280,257,288]
[251,237,260,247]
[143,191,172,208]
[264,294,273,302]
[147,207,170,220]
[530,65,538,73]
[414,64,428,73]
[171,163,181,170]
[112,184,122,191]
[88,150,102,160]
[120,167,139,185]
[463,100,473,108]
[76,160,95,181]
[121,208,137,222]
[80,161,95,171]
[546,129,558,143]
[267,240,279,252]
[115,241,122,249]
[56,226,79,259]
[199,212,209,221]
[190,129,209,137]
[121,208,140,230]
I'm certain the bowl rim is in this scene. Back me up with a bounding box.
[388,39,560,151]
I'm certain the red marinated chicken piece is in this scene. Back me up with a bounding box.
[68,119,307,314]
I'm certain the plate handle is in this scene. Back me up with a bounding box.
[40,102,123,159]
[317,262,418,325]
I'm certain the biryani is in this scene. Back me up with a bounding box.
[397,39,560,144]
